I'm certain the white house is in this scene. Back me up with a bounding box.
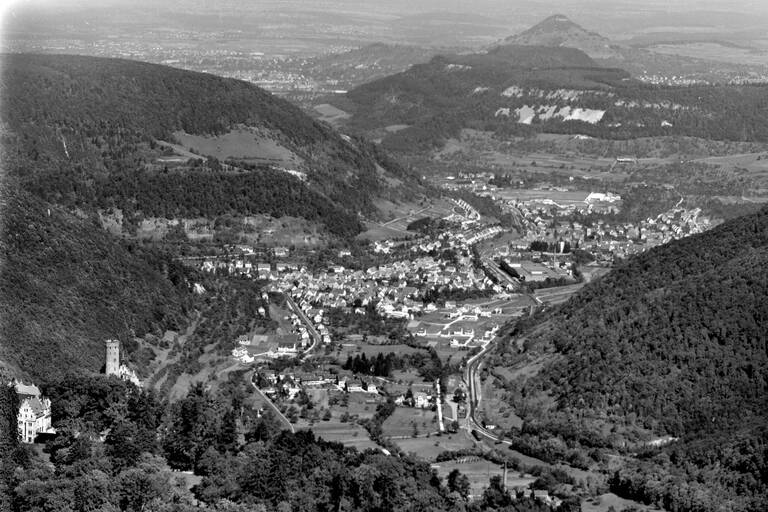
[15,382,54,443]
[413,391,431,409]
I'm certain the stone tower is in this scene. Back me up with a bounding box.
[105,339,120,376]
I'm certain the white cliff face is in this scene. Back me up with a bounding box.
[499,104,606,125]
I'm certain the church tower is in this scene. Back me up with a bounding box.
[105,339,120,376]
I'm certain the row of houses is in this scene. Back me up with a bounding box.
[256,370,380,399]
[257,370,439,411]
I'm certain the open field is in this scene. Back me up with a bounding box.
[155,141,200,162]
[387,368,429,387]
[358,222,412,241]
[649,42,768,66]
[434,347,474,367]
[533,282,588,305]
[342,392,383,421]
[174,128,301,166]
[360,198,456,240]
[432,458,536,499]
[382,407,439,437]
[303,388,330,409]
[394,433,476,461]
[313,103,350,125]
[435,130,627,182]
[297,419,379,451]
[694,151,768,171]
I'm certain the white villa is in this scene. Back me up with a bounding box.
[15,382,55,443]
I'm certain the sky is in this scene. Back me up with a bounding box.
[2,0,768,51]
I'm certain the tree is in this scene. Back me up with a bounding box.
[481,475,511,509]
[105,420,149,471]
[116,454,192,512]
[218,408,239,453]
[447,469,471,500]
[73,470,116,512]
[162,384,225,470]
[13,476,76,512]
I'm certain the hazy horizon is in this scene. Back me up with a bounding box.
[4,0,768,45]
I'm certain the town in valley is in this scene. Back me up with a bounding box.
[4,1,768,512]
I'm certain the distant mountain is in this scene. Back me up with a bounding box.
[0,53,419,238]
[504,14,621,60]
[502,14,764,81]
[499,207,768,510]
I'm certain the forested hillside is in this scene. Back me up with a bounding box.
[337,44,768,153]
[531,208,768,434]
[0,53,417,237]
[498,206,768,511]
[0,187,193,382]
